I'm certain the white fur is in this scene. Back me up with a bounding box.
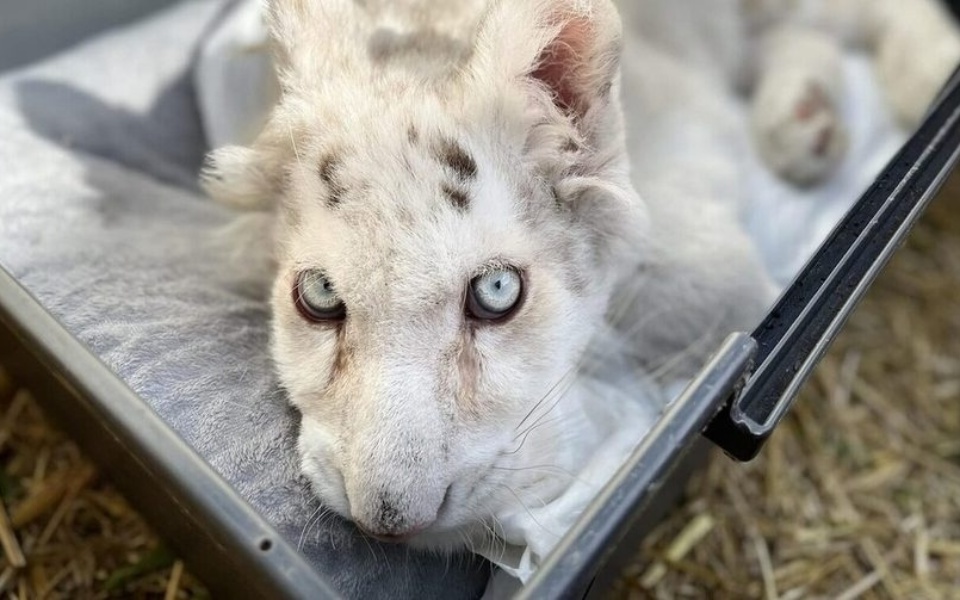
[201,0,960,550]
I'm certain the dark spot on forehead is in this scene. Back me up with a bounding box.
[318,155,345,206]
[436,139,477,181]
[407,125,419,144]
[442,183,469,211]
[318,156,337,184]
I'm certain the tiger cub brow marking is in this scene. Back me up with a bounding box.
[319,155,345,206]
[436,139,478,181]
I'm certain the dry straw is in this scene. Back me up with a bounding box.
[0,371,206,598]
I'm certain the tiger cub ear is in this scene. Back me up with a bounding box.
[468,0,624,134]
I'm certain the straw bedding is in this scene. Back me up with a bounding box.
[0,177,958,597]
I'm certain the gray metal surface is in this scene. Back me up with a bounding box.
[0,0,181,71]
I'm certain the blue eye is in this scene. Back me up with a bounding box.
[467,268,524,321]
[294,270,346,322]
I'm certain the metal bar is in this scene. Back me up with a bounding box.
[705,66,960,461]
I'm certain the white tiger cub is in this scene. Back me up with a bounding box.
[201,0,959,549]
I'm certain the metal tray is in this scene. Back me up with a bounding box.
[2,3,960,598]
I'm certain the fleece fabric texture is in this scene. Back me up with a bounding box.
[0,2,491,599]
